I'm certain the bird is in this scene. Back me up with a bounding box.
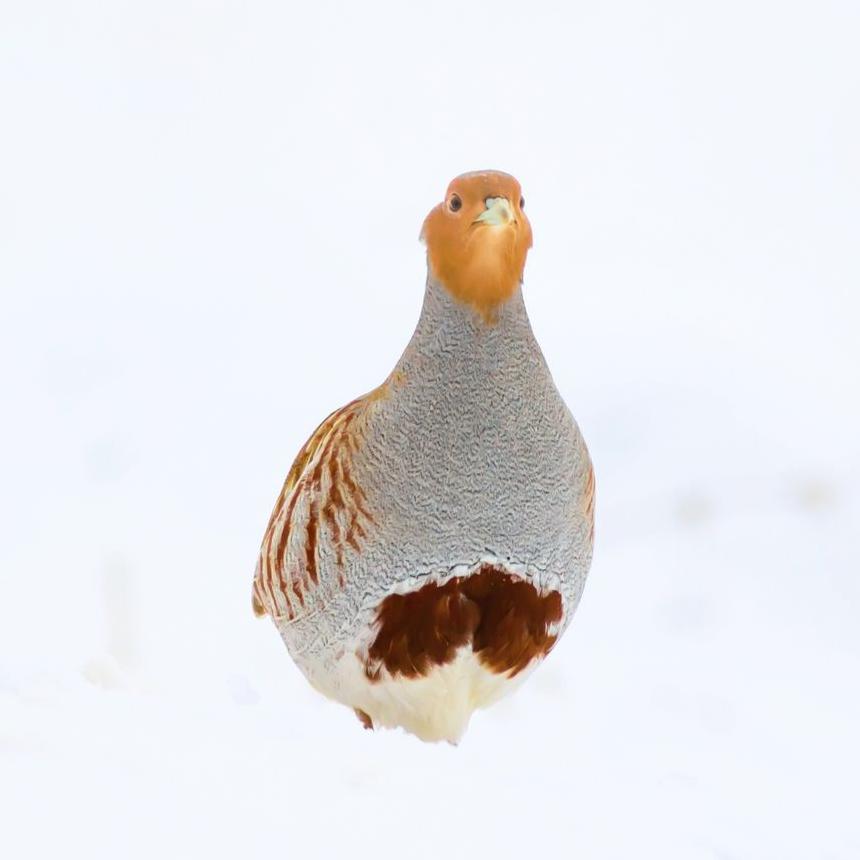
[252,170,594,744]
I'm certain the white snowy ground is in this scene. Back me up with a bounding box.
[2,2,859,858]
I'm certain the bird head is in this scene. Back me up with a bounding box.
[420,171,533,319]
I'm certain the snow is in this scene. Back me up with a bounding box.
[2,1,859,858]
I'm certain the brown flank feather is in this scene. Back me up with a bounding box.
[252,387,386,620]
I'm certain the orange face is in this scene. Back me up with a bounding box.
[421,171,533,318]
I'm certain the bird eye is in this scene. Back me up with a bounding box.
[519,196,525,209]
[449,194,462,213]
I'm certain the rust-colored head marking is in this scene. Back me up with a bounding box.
[420,170,533,318]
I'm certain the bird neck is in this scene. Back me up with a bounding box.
[391,274,542,384]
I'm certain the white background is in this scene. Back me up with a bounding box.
[2,1,858,857]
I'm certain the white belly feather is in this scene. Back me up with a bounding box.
[306,648,538,744]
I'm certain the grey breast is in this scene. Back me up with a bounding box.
[282,277,593,661]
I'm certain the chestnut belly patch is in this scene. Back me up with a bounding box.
[363,565,563,682]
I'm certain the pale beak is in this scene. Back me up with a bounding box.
[474,197,515,226]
